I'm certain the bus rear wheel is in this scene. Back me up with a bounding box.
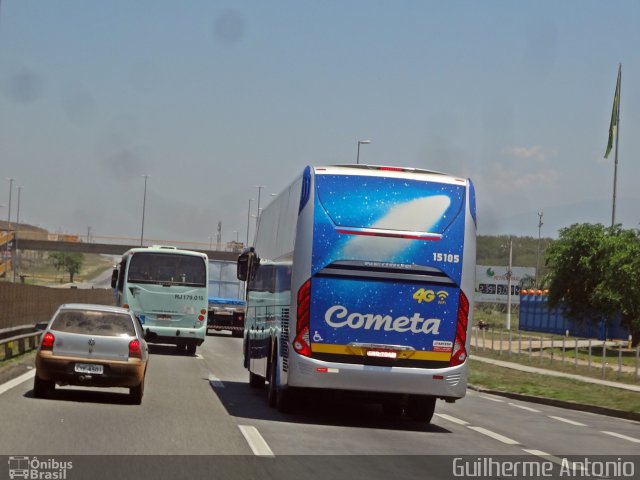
[249,371,265,389]
[406,395,436,423]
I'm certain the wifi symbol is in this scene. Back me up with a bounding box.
[436,291,449,304]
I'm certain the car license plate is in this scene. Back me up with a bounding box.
[74,363,104,374]
[157,314,171,320]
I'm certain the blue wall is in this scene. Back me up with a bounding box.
[519,294,629,340]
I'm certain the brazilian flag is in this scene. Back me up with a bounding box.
[604,64,621,159]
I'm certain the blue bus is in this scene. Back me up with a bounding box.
[238,165,476,422]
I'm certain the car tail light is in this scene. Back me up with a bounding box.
[200,309,207,315]
[450,291,469,366]
[41,332,55,351]
[197,315,205,321]
[293,279,311,357]
[129,339,142,359]
[123,304,129,309]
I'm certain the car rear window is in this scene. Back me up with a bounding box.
[51,310,136,336]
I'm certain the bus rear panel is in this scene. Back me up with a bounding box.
[287,168,474,400]
[114,246,209,354]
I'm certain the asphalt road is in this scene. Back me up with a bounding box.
[1,333,638,479]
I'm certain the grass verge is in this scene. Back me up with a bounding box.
[470,346,639,385]
[468,358,640,414]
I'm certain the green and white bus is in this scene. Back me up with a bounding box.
[111,245,209,355]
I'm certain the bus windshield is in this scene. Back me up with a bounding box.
[127,253,206,287]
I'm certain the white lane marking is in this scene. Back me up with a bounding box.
[0,370,35,396]
[238,425,275,457]
[196,353,204,359]
[208,374,224,389]
[601,431,640,444]
[467,426,520,445]
[434,413,469,426]
[548,416,586,427]
[522,450,581,471]
[479,395,504,403]
[508,402,541,413]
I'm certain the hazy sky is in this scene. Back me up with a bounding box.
[1,0,639,246]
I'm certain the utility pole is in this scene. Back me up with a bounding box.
[13,185,22,282]
[536,211,543,288]
[506,237,513,330]
[255,186,264,235]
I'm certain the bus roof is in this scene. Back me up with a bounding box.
[315,165,468,186]
[121,245,208,258]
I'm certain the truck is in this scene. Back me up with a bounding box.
[207,259,246,338]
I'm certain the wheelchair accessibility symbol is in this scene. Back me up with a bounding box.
[312,330,324,342]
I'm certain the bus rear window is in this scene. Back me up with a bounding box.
[316,174,465,234]
[128,253,206,287]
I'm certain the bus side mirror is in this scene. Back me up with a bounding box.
[237,248,259,281]
[111,268,119,289]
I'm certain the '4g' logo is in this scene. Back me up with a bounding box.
[413,288,435,304]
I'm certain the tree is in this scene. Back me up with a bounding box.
[49,252,85,283]
[545,223,640,346]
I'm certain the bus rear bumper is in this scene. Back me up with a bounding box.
[144,325,206,345]
[286,356,468,400]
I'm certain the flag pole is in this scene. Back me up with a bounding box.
[611,63,622,227]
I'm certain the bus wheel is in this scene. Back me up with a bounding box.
[186,343,196,355]
[276,387,295,413]
[249,371,265,389]
[406,395,436,423]
[267,360,278,408]
[382,398,404,417]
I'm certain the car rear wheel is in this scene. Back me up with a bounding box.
[406,395,436,423]
[33,375,54,398]
[231,330,243,338]
[186,343,197,355]
[130,380,144,405]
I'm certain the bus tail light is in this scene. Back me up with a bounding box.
[129,339,142,359]
[293,279,312,357]
[41,332,55,351]
[450,291,469,367]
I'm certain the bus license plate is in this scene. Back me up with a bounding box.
[74,363,104,374]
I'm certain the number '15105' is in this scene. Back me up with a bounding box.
[433,253,460,263]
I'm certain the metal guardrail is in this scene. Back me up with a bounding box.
[0,325,43,362]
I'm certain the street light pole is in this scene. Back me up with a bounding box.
[246,198,253,247]
[5,178,14,279]
[356,139,371,165]
[13,185,22,283]
[255,185,264,236]
[140,174,149,246]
